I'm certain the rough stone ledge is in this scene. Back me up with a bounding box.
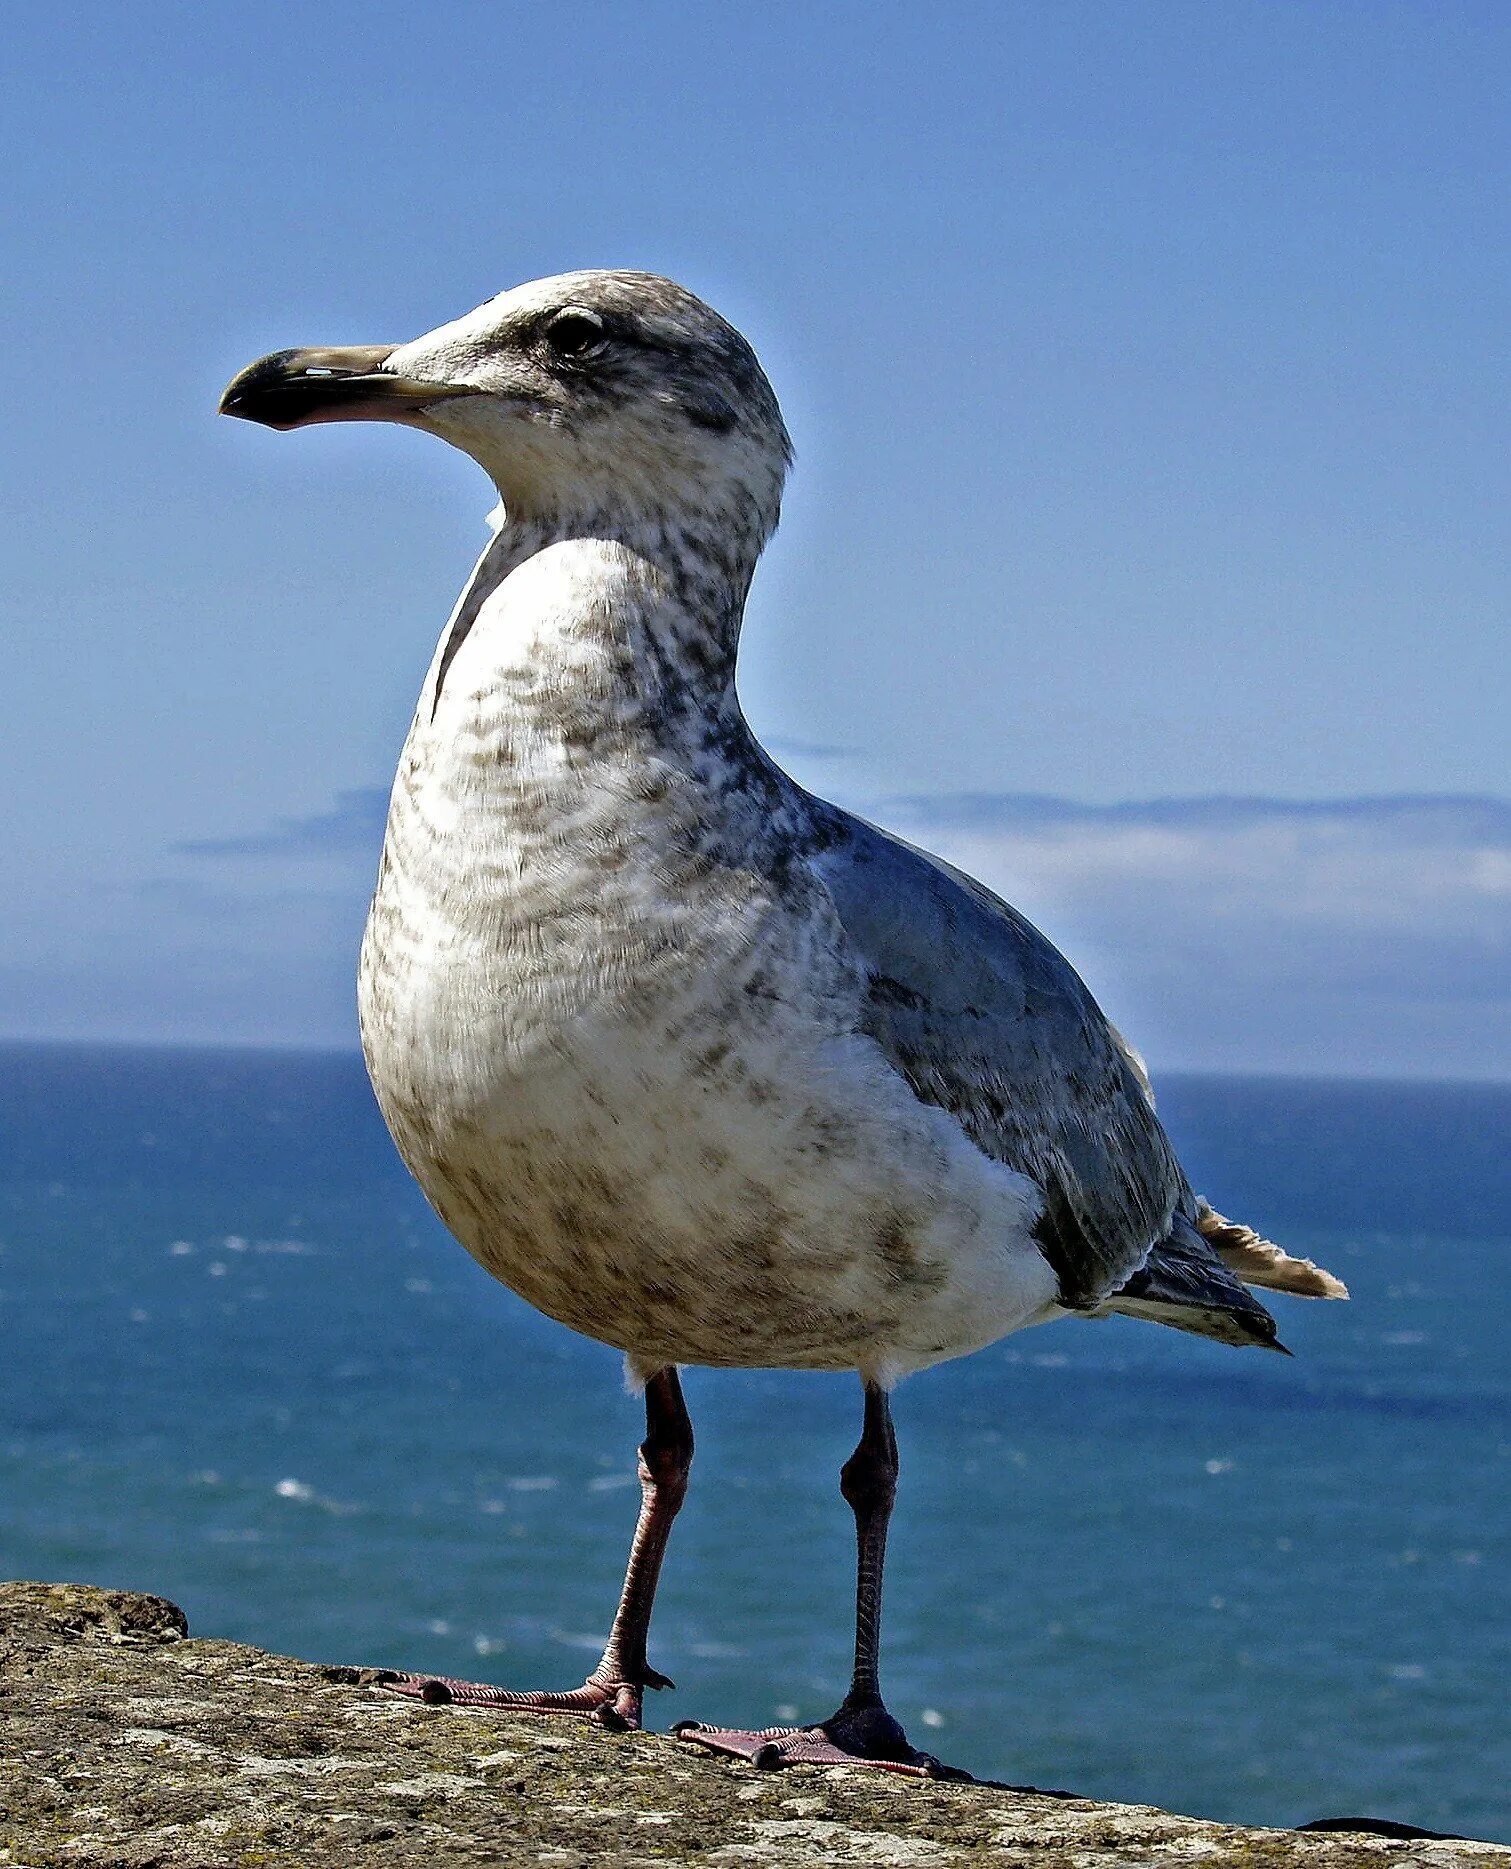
[1,1582,1504,1868]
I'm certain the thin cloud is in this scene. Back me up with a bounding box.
[764,735,858,761]
[886,792,1511,840]
[180,788,388,858]
[877,792,1511,1076]
[876,794,1511,941]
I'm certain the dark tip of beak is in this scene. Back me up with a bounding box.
[218,346,481,430]
[219,346,396,428]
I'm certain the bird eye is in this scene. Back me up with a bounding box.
[544,310,606,359]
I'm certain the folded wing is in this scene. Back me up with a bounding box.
[813,812,1185,1309]
[811,811,1344,1349]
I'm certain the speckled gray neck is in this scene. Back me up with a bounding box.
[429,496,765,739]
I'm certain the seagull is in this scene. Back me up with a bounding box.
[220,271,1346,1777]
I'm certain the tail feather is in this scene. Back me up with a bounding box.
[1109,1293,1290,1353]
[1102,1211,1287,1352]
[1196,1201,1349,1300]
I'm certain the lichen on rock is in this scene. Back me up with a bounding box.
[1,1583,1503,1866]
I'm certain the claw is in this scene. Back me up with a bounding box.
[375,1669,647,1728]
[675,1715,965,1780]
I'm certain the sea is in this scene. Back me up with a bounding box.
[1,1042,1506,1841]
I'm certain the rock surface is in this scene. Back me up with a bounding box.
[1,1583,1504,1867]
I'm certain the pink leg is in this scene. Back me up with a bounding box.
[677,1382,964,1778]
[380,1367,692,1732]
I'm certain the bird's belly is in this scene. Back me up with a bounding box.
[362,946,1056,1379]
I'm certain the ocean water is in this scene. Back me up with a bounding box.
[1,1043,1506,1840]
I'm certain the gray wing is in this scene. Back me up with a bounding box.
[811,810,1187,1308]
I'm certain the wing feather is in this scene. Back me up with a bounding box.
[813,813,1186,1307]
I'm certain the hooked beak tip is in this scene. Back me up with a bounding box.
[218,346,480,430]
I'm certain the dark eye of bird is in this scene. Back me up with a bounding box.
[544,310,605,360]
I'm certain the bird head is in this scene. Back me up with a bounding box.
[219,271,792,542]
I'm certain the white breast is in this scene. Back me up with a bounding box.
[358,543,1058,1381]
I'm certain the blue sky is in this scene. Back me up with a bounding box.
[2,1,1506,1075]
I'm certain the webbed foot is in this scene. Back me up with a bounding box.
[675,1701,966,1779]
[377,1664,673,1731]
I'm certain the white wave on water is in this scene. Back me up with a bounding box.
[273,1477,362,1516]
[166,1236,314,1257]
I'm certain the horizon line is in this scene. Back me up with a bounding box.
[0,1032,1505,1094]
